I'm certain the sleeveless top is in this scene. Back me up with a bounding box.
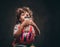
[13,24,35,44]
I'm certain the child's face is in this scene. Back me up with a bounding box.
[20,12,31,22]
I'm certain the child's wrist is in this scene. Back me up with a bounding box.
[21,23,24,27]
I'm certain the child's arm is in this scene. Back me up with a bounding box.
[13,24,24,37]
[13,20,32,38]
[30,20,40,35]
[13,21,27,37]
[13,24,24,38]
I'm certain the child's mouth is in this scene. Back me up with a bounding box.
[25,16,31,18]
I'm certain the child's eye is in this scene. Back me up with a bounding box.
[21,13,25,16]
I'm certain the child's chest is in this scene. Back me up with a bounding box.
[23,25,30,32]
[22,25,31,36]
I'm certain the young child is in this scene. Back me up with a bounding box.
[12,7,40,47]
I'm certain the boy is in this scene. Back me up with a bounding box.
[12,7,40,47]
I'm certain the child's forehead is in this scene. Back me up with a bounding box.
[21,11,29,15]
[22,12,32,17]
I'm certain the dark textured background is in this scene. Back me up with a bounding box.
[0,0,60,47]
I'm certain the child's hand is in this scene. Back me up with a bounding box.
[29,19,35,26]
[21,20,32,26]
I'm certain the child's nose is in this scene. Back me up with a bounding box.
[26,14,29,17]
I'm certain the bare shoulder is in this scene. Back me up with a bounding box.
[13,23,21,34]
[14,23,21,30]
[15,23,21,27]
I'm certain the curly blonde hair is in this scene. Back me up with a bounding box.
[16,7,33,23]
